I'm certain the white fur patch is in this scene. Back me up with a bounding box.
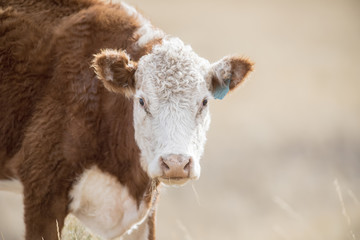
[121,2,165,48]
[0,179,23,194]
[133,37,212,183]
[69,166,150,239]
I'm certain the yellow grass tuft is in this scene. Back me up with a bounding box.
[61,214,101,240]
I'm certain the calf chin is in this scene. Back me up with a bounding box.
[157,177,192,186]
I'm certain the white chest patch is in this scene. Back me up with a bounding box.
[69,166,150,240]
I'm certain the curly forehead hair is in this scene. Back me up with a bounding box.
[135,37,210,98]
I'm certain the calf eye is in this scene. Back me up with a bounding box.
[139,98,145,107]
[202,98,208,107]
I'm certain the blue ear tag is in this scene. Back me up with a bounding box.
[213,79,231,100]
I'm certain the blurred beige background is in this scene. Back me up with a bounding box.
[1,0,359,239]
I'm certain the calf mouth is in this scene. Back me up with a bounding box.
[157,177,191,186]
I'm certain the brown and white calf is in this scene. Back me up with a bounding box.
[0,0,253,239]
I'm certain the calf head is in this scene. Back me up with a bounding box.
[93,37,253,185]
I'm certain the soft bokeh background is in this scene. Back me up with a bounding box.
[1,0,359,239]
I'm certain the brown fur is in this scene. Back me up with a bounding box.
[0,0,159,239]
[92,49,137,97]
[229,57,254,90]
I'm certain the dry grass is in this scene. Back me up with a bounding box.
[334,179,358,240]
[61,215,101,240]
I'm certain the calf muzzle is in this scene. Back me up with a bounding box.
[160,154,191,179]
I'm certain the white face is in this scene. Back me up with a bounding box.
[133,38,212,185]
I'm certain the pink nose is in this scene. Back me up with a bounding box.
[160,154,191,179]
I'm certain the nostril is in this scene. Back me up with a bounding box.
[183,158,191,171]
[161,158,170,170]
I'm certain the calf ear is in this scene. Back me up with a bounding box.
[92,49,137,97]
[209,56,253,100]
